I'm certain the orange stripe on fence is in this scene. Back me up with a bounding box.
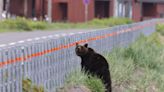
[0,22,158,68]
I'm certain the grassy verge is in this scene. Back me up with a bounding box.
[64,32,164,92]
[157,24,164,36]
[57,70,105,92]
[108,33,164,92]
[0,17,48,32]
[0,17,133,32]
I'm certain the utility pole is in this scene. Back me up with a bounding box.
[0,0,3,20]
[84,4,88,22]
[83,0,90,22]
[6,0,10,18]
[48,0,52,23]
[24,0,28,17]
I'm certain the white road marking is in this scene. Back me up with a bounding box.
[9,42,16,45]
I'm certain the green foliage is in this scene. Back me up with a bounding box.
[87,17,133,27]
[85,75,105,92]
[22,78,45,92]
[0,17,47,31]
[0,17,133,32]
[28,21,47,30]
[123,33,163,70]
[0,17,32,31]
[107,52,135,85]
[49,17,133,29]
[65,70,105,92]
[106,33,164,92]
[157,24,164,35]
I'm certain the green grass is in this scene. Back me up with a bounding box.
[22,78,45,92]
[87,17,133,27]
[107,32,164,91]
[48,17,133,29]
[64,32,164,92]
[108,33,164,92]
[0,17,133,32]
[63,70,105,92]
[157,24,164,36]
[0,17,48,32]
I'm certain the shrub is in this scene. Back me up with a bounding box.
[123,33,163,70]
[22,78,45,92]
[0,17,133,32]
[65,70,105,92]
[0,17,32,31]
[15,18,32,31]
[0,17,47,31]
[28,21,47,30]
[88,17,133,27]
[157,24,164,36]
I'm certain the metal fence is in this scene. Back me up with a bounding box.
[0,19,163,92]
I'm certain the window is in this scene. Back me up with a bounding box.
[3,0,6,11]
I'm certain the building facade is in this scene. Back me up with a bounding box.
[6,0,114,22]
[116,0,164,21]
[4,0,164,22]
[52,0,114,22]
[8,0,47,20]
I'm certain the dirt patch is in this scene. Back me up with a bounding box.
[56,85,91,92]
[112,85,126,92]
[112,68,145,92]
[133,68,145,78]
[112,79,134,92]
[146,83,158,92]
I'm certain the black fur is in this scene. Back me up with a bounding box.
[75,43,112,92]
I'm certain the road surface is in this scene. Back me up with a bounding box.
[0,29,97,46]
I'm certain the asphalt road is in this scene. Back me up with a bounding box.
[0,29,96,46]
